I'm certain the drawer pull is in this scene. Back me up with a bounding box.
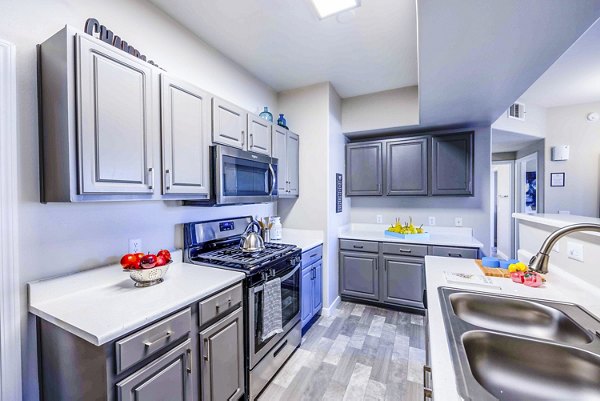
[310,253,317,258]
[398,249,412,253]
[186,348,192,374]
[203,338,210,361]
[143,330,172,349]
[215,297,232,312]
[273,340,288,358]
[449,253,463,258]
[353,245,364,249]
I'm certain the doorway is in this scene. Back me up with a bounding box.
[492,161,514,259]
[516,152,538,215]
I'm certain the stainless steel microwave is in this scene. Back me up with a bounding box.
[213,145,278,205]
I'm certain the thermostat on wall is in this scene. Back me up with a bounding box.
[551,145,570,161]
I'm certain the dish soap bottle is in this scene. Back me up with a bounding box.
[259,106,273,122]
[271,217,282,240]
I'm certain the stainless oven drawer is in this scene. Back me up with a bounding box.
[115,308,191,374]
[199,283,243,327]
[249,322,301,401]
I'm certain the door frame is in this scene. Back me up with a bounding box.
[0,38,22,401]
[492,160,515,259]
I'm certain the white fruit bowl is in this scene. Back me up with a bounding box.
[125,261,172,287]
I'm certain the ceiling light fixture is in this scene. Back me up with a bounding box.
[310,0,360,19]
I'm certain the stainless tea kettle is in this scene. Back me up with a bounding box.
[240,220,265,253]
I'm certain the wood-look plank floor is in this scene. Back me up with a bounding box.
[258,302,426,401]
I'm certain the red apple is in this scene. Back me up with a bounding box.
[140,254,157,269]
[157,249,171,261]
[155,255,168,267]
[120,254,140,270]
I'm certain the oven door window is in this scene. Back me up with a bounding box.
[254,268,300,353]
[223,155,270,196]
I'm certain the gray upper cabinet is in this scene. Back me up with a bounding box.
[247,114,272,156]
[212,97,247,150]
[77,33,157,195]
[381,256,424,308]
[339,251,379,300]
[286,132,300,196]
[386,137,428,196]
[272,126,299,198]
[431,132,474,196]
[160,75,211,197]
[199,308,244,401]
[272,125,288,194]
[346,142,384,196]
[117,339,193,401]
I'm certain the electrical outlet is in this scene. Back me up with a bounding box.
[376,215,383,224]
[428,216,436,226]
[567,242,584,262]
[129,239,142,254]
[455,217,463,227]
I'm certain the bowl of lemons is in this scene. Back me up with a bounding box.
[385,217,430,240]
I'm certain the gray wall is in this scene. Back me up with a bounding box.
[0,2,278,399]
[350,126,493,254]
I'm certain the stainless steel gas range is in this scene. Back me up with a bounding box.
[184,216,301,400]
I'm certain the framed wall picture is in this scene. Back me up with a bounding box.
[550,172,565,187]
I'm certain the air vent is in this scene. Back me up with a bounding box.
[508,102,525,120]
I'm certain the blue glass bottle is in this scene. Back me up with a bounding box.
[259,106,273,122]
[277,113,287,128]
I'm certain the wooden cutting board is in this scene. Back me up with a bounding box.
[474,259,546,282]
[474,259,511,278]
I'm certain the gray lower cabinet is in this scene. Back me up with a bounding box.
[199,308,244,401]
[117,339,193,401]
[431,132,474,196]
[381,256,424,308]
[301,245,324,329]
[386,137,428,196]
[339,251,379,300]
[160,74,211,198]
[345,142,384,196]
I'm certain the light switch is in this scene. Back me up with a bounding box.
[567,242,584,262]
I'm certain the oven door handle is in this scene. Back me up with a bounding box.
[252,264,300,294]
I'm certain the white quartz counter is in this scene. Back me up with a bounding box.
[270,228,323,252]
[514,213,600,238]
[339,224,483,248]
[28,250,244,346]
[425,253,600,400]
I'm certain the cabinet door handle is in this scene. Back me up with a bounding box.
[241,130,245,147]
[165,169,171,190]
[148,167,155,190]
[143,330,172,349]
[353,245,364,249]
[250,133,254,148]
[203,338,210,361]
[186,348,192,374]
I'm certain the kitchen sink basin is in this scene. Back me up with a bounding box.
[463,331,600,401]
[439,287,600,401]
[450,292,593,345]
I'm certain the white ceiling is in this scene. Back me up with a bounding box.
[492,129,541,153]
[149,0,418,98]
[520,20,600,108]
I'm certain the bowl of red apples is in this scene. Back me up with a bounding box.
[120,249,172,287]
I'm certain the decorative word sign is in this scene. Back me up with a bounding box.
[84,18,162,68]
[336,173,343,213]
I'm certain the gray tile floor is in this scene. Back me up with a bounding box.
[258,302,426,401]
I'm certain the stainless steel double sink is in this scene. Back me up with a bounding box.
[439,287,600,400]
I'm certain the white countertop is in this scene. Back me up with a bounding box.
[514,213,600,237]
[425,253,600,400]
[338,224,483,248]
[271,228,324,252]
[28,250,244,346]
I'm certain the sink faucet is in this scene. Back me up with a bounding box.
[529,223,600,274]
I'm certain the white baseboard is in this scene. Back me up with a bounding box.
[321,296,341,316]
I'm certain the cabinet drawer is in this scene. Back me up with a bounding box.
[381,242,427,257]
[302,245,323,268]
[199,283,243,326]
[339,239,379,253]
[431,246,478,259]
[115,308,192,374]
